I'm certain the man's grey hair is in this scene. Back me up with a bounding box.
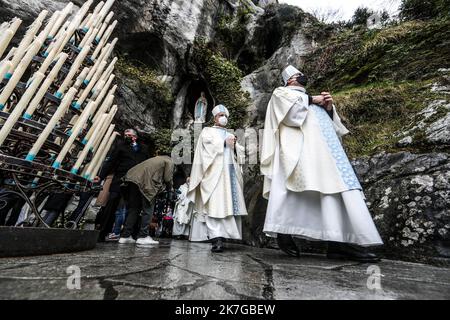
[124,128,138,136]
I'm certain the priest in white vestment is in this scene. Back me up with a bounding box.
[172,178,194,238]
[260,65,383,262]
[187,104,248,252]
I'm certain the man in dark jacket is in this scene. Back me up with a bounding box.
[94,128,150,241]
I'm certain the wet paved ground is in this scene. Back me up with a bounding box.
[0,239,449,300]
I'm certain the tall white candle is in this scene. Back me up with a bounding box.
[91,105,117,151]
[85,43,110,81]
[71,113,109,174]
[48,2,73,38]
[25,87,77,162]
[45,20,70,54]
[1,46,16,63]
[91,20,117,60]
[7,11,48,75]
[73,67,90,90]
[98,0,116,22]
[93,74,114,109]
[74,60,107,109]
[92,90,115,124]
[55,15,82,54]
[91,130,118,179]
[81,13,93,31]
[23,53,68,119]
[98,56,117,85]
[40,26,72,71]
[0,12,58,110]
[79,27,98,49]
[55,25,97,97]
[0,40,43,110]
[85,126,117,180]
[0,61,12,81]
[0,18,22,59]
[75,0,94,23]
[52,100,97,169]
[0,72,45,146]
[85,1,104,31]
[90,79,105,100]
[95,11,114,42]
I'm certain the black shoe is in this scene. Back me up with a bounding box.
[277,234,300,257]
[327,242,381,263]
[211,237,224,253]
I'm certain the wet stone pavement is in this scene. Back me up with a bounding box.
[0,239,449,300]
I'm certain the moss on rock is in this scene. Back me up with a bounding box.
[333,81,436,158]
[116,57,174,128]
[192,38,250,128]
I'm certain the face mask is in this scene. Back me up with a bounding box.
[295,74,308,86]
[218,116,228,126]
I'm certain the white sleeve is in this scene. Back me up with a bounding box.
[282,96,308,127]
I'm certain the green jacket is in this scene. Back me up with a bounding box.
[123,155,174,202]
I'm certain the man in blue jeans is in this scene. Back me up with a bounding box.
[106,199,127,241]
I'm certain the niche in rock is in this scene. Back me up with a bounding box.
[183,80,215,125]
[117,32,178,74]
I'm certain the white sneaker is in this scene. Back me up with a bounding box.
[136,236,159,245]
[118,236,136,244]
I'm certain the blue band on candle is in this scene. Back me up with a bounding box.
[43,52,49,57]
[0,104,4,111]
[67,130,72,136]
[73,102,81,110]
[31,182,38,188]
[55,91,63,99]
[70,168,79,174]
[5,73,12,79]
[95,37,100,43]
[83,79,90,85]
[82,138,88,144]
[52,162,61,169]
[49,154,55,160]
[82,27,89,32]
[47,36,53,40]
[89,146,94,151]
[25,154,35,162]
[23,113,32,119]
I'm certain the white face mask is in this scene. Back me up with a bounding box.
[218,116,228,126]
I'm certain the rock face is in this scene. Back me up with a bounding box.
[353,152,450,264]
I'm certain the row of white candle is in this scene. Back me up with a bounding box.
[0,0,120,182]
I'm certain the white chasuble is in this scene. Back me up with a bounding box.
[187,126,247,241]
[172,183,193,237]
[261,86,383,246]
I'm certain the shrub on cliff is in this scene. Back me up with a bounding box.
[192,38,250,129]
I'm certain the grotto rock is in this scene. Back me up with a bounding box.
[351,151,450,265]
[240,5,318,126]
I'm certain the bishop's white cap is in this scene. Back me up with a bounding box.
[212,104,229,117]
[281,65,302,85]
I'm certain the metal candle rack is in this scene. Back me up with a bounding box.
[0,0,118,229]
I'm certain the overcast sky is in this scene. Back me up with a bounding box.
[278,0,402,21]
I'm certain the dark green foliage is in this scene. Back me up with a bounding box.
[400,0,450,21]
[116,57,174,128]
[303,19,450,93]
[333,81,432,158]
[192,38,250,128]
[351,7,373,26]
[215,6,251,60]
[151,128,173,155]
